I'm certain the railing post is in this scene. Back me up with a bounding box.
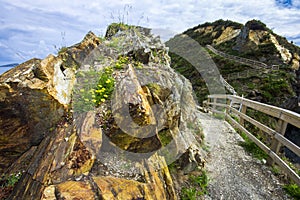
[238,96,247,127]
[206,97,211,112]
[267,119,288,165]
[213,97,217,112]
[239,105,247,127]
[226,98,232,117]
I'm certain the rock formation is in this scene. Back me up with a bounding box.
[0,24,204,199]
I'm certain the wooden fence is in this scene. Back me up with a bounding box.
[206,45,268,69]
[204,94,300,185]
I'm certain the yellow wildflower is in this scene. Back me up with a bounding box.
[105,79,111,84]
[101,98,105,102]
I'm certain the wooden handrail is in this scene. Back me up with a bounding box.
[204,94,300,185]
[206,45,268,69]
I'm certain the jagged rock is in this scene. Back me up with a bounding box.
[213,26,241,45]
[1,25,203,200]
[0,32,101,177]
[269,34,293,63]
[176,144,205,174]
[292,59,300,70]
[53,180,96,200]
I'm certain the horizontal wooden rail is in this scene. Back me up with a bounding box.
[229,107,300,157]
[205,94,300,186]
[227,115,300,185]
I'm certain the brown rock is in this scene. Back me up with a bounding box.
[4,26,203,200]
[291,59,299,70]
[75,111,102,157]
[94,176,148,200]
[109,64,161,153]
[55,181,96,200]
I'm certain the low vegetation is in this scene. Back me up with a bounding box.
[73,67,115,113]
[283,183,300,199]
[238,131,268,160]
[180,171,209,200]
[0,172,22,199]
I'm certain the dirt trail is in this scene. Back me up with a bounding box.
[197,112,291,200]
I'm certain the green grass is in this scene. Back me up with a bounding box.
[181,187,198,200]
[283,184,300,199]
[0,172,22,188]
[271,165,281,176]
[58,46,68,54]
[158,129,173,146]
[239,132,268,160]
[213,112,225,120]
[180,170,209,199]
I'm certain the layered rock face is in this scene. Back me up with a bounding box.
[0,25,203,199]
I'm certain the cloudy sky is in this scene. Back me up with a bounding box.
[0,0,300,66]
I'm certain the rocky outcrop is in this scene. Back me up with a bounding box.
[1,25,204,199]
[0,32,101,175]
[213,26,241,45]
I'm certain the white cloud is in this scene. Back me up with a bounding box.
[0,0,300,65]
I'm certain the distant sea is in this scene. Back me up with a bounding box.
[0,63,18,75]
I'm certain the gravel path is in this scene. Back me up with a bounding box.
[197,112,291,200]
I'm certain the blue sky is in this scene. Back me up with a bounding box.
[1,0,300,66]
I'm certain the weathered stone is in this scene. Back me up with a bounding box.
[4,25,203,200]
[269,34,292,63]
[109,64,161,153]
[41,185,56,200]
[94,176,148,200]
[292,59,300,70]
[93,154,177,200]
[75,111,102,157]
[55,181,96,200]
[213,26,241,45]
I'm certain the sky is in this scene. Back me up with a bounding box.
[1,0,300,66]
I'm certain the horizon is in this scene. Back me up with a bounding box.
[1,0,300,66]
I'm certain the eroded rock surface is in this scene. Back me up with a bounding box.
[1,25,203,199]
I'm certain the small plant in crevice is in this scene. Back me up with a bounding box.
[180,170,209,199]
[158,129,173,147]
[73,67,115,113]
[0,172,22,188]
[0,172,22,199]
[114,56,129,69]
[93,67,115,106]
[57,46,68,55]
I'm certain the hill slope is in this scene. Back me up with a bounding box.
[166,19,300,110]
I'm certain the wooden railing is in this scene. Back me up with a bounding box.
[225,65,280,80]
[219,75,237,95]
[206,45,268,69]
[204,94,300,185]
